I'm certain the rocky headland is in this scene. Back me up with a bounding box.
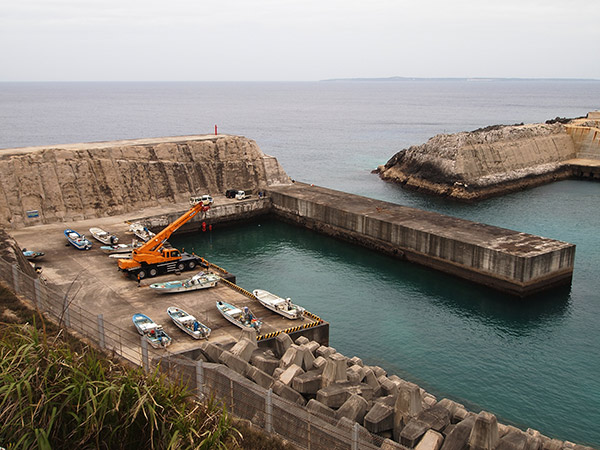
[376,113,600,201]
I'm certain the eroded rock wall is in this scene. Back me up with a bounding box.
[0,135,290,228]
[377,123,577,200]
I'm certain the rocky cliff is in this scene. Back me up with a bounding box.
[0,135,291,228]
[376,122,578,200]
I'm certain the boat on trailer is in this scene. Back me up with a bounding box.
[252,289,305,320]
[132,313,172,348]
[167,307,211,339]
[89,227,119,245]
[216,301,262,333]
[149,271,220,294]
[64,229,92,250]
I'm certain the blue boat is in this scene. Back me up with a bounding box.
[64,229,92,250]
[22,248,45,260]
[132,313,172,349]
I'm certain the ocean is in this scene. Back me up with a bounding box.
[1,80,599,446]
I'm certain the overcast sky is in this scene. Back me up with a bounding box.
[1,0,598,81]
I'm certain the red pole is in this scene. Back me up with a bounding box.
[215,125,218,135]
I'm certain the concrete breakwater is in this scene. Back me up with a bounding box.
[172,332,596,450]
[376,112,600,201]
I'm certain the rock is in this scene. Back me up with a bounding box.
[335,393,369,423]
[279,363,304,386]
[400,418,430,448]
[363,402,394,433]
[440,416,476,450]
[306,398,336,420]
[468,411,499,450]
[292,370,323,395]
[321,353,348,388]
[229,338,255,362]
[246,366,274,389]
[218,351,251,376]
[272,380,306,406]
[295,336,309,345]
[274,332,293,358]
[250,351,279,375]
[416,430,445,450]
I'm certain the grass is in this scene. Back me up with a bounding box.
[0,283,296,450]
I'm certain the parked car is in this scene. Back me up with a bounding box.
[225,189,238,199]
[235,190,249,200]
[189,195,213,206]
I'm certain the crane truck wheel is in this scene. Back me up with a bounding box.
[188,261,196,269]
[138,270,147,279]
[149,268,158,277]
[177,263,185,271]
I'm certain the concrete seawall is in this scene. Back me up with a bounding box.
[266,183,575,297]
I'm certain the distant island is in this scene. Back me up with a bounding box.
[321,76,600,82]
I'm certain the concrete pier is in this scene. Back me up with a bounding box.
[267,183,575,297]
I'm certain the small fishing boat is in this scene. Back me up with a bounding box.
[89,227,119,245]
[132,313,172,349]
[149,271,220,294]
[216,301,262,333]
[100,241,142,254]
[167,307,211,339]
[22,248,44,260]
[252,289,305,320]
[129,222,155,242]
[64,229,92,250]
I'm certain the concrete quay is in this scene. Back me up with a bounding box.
[267,182,575,297]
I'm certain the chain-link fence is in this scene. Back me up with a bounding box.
[1,257,389,449]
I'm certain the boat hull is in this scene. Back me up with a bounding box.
[252,289,305,320]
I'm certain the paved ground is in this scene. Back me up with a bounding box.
[10,197,316,356]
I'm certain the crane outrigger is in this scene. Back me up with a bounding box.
[118,199,210,279]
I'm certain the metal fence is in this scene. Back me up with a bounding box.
[1,257,386,449]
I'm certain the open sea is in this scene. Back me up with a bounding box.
[1,80,600,446]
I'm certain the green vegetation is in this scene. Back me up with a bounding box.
[0,284,295,450]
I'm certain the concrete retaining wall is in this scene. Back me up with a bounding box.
[566,126,600,159]
[267,183,575,297]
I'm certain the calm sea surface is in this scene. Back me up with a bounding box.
[2,81,599,446]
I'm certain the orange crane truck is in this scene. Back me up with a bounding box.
[118,199,210,279]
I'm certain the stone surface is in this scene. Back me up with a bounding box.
[416,404,451,432]
[199,342,225,363]
[348,356,364,367]
[468,411,499,450]
[497,431,529,450]
[279,344,303,369]
[306,340,321,354]
[218,351,251,376]
[394,381,423,439]
[272,380,307,406]
[363,402,394,433]
[312,355,327,373]
[274,332,293,358]
[316,383,352,408]
[292,370,323,395]
[246,366,274,389]
[335,393,369,423]
[379,376,399,397]
[440,416,476,450]
[381,438,407,450]
[229,338,255,362]
[416,430,445,450]
[316,345,336,358]
[278,363,304,386]
[299,344,316,371]
[250,351,279,375]
[400,419,430,448]
[347,364,365,384]
[306,398,336,420]
[295,335,309,345]
[321,352,348,388]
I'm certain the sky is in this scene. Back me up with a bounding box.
[1,0,599,81]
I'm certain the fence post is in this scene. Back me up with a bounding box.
[196,359,204,396]
[34,278,41,308]
[97,314,106,349]
[352,422,359,450]
[12,264,19,293]
[62,295,71,327]
[265,388,273,433]
[141,336,149,372]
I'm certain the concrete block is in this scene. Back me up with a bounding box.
[218,350,251,376]
[468,411,499,450]
[229,338,255,362]
[274,332,293,358]
[321,353,348,388]
[363,367,381,391]
[272,380,307,406]
[375,394,397,407]
[279,344,303,369]
[316,345,336,358]
[238,327,258,345]
[440,416,475,450]
[541,439,563,450]
[379,376,399,397]
[363,402,394,433]
[316,383,351,408]
[348,356,364,367]
[295,335,309,345]
[246,366,274,389]
[272,367,285,379]
[416,430,445,450]
[306,340,321,354]
[335,393,369,423]
[299,344,315,371]
[306,398,336,420]
[424,393,438,407]
[400,418,430,448]
[337,417,373,446]
[381,438,407,450]
[250,351,279,375]
[394,381,423,439]
[292,370,323,395]
[497,431,528,450]
[371,365,387,378]
[199,341,225,363]
[347,364,365,383]
[313,355,327,372]
[417,404,451,432]
[437,398,466,423]
[279,363,304,386]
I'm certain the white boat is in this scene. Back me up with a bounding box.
[129,223,155,242]
[252,289,305,320]
[216,301,262,333]
[149,271,219,294]
[89,227,119,245]
[132,313,172,349]
[167,307,211,339]
[100,241,142,254]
